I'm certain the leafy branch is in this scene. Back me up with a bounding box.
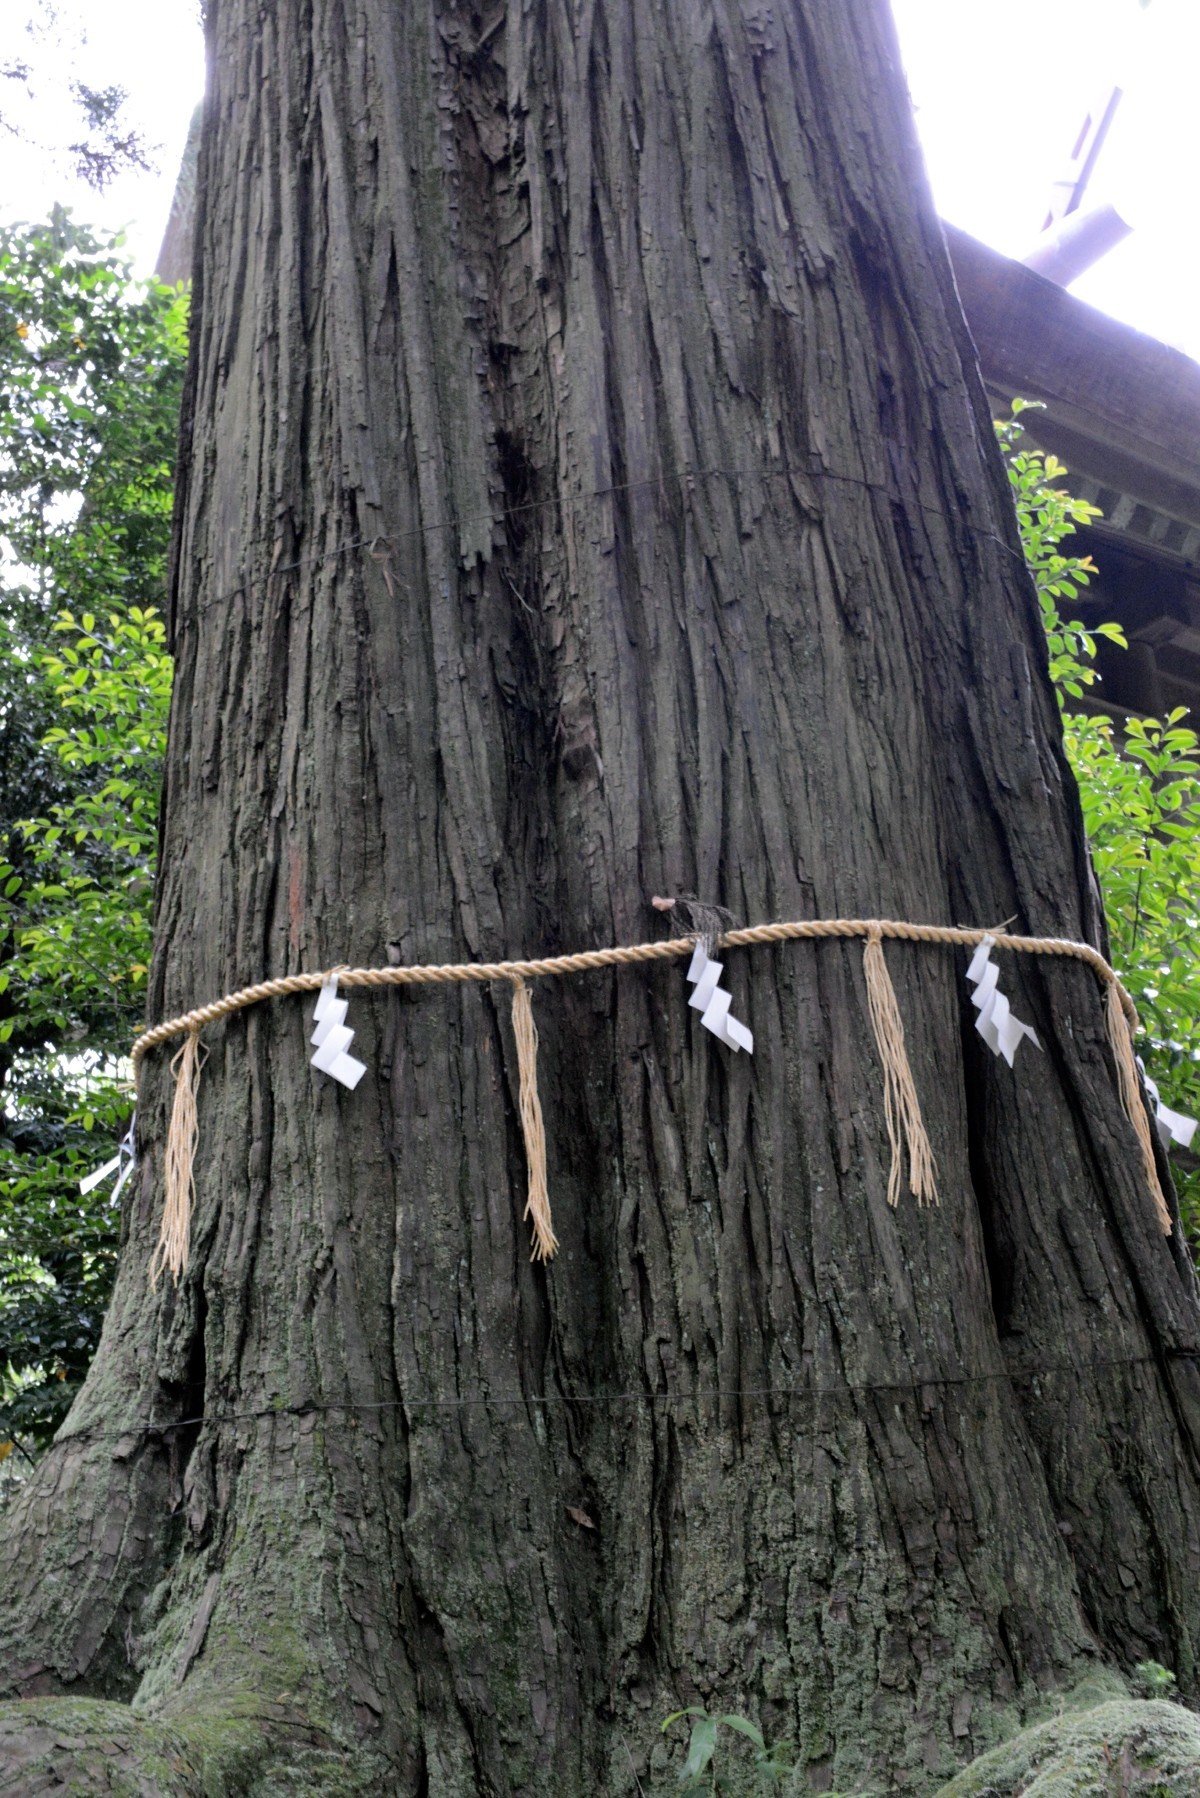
[1000,403,1200,1236]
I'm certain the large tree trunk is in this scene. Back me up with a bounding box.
[4,1,1200,1791]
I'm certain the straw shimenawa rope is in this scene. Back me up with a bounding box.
[131,916,1172,1283]
[1105,980,1173,1235]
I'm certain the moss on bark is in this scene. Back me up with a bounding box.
[0,1696,388,1796]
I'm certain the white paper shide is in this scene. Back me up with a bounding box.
[310,976,368,1090]
[1138,1059,1198,1153]
[685,942,753,1054]
[965,936,1041,1067]
[79,1115,137,1200]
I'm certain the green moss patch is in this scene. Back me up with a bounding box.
[936,1697,1200,1797]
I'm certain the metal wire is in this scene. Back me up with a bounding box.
[182,460,1027,623]
[45,1348,1189,1450]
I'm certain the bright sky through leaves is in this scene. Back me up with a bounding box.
[0,0,203,271]
[0,0,1195,359]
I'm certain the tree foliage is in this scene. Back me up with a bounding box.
[1000,403,1200,1231]
[1,9,152,189]
[0,214,183,1461]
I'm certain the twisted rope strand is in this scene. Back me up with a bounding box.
[509,976,556,1261]
[132,917,1136,1065]
[1106,981,1173,1234]
[149,1029,205,1287]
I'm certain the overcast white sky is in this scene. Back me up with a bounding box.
[0,0,1196,359]
[891,0,1200,356]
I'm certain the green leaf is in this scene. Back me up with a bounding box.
[662,1711,704,1732]
[715,1714,766,1750]
[680,1716,718,1781]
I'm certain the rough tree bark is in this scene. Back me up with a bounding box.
[3,1,1200,1792]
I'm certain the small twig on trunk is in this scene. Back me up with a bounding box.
[1128,866,1145,960]
[619,1733,647,1796]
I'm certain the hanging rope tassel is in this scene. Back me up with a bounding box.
[509,977,558,1261]
[150,1027,206,1287]
[1105,982,1172,1235]
[862,926,939,1209]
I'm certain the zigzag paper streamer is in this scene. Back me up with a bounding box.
[310,976,367,1090]
[80,1116,137,1201]
[965,935,1041,1067]
[685,943,754,1054]
[1139,1061,1198,1152]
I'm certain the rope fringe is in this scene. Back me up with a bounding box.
[1105,982,1173,1235]
[510,977,557,1261]
[862,928,939,1209]
[150,1028,206,1287]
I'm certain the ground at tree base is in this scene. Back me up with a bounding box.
[4,1686,1200,1796]
[0,1696,390,1796]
